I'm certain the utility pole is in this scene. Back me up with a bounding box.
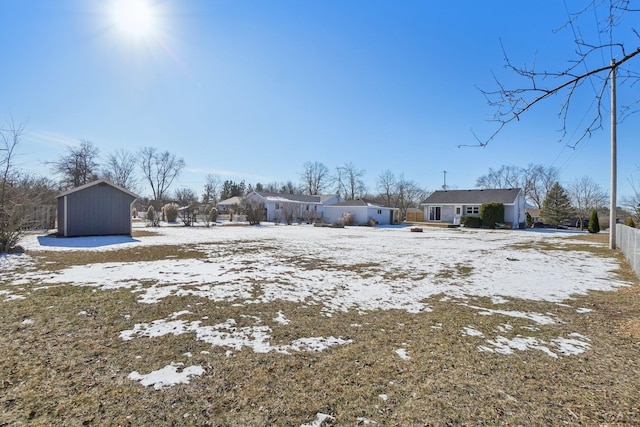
[442,170,447,191]
[610,59,617,250]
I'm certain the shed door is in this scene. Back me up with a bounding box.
[429,206,441,221]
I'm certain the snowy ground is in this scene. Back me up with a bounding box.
[1,223,629,411]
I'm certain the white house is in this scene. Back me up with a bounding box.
[421,188,526,229]
[216,196,244,213]
[323,199,399,226]
[244,191,340,223]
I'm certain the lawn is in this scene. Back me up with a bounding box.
[1,224,639,426]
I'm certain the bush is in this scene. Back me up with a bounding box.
[145,205,158,226]
[163,203,179,222]
[480,202,505,229]
[241,201,263,225]
[342,212,355,226]
[331,219,345,228]
[208,207,218,224]
[625,217,636,228]
[0,229,22,254]
[461,216,482,228]
[588,209,600,234]
[526,212,533,228]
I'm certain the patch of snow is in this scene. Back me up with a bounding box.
[300,412,335,427]
[379,394,389,401]
[462,326,485,337]
[120,316,351,355]
[477,333,591,358]
[8,226,629,314]
[496,323,513,333]
[464,304,557,325]
[4,225,629,363]
[128,363,204,390]
[395,348,410,360]
[576,307,593,313]
[21,318,34,325]
[552,336,591,355]
[170,310,191,319]
[480,335,557,358]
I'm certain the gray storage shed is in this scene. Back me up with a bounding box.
[56,179,138,237]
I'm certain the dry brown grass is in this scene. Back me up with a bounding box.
[1,231,640,426]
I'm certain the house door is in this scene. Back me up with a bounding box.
[429,206,441,221]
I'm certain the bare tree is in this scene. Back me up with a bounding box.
[138,147,185,208]
[376,169,397,207]
[394,175,427,220]
[335,162,367,200]
[476,164,559,208]
[1,117,25,251]
[51,139,100,189]
[300,161,330,195]
[102,149,138,191]
[174,187,198,207]
[568,176,608,230]
[622,176,640,223]
[476,165,524,189]
[202,173,221,204]
[478,2,640,148]
[524,164,561,209]
[1,118,57,251]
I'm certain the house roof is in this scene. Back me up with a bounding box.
[327,198,397,209]
[251,191,331,204]
[422,188,522,205]
[56,179,138,199]
[217,196,244,206]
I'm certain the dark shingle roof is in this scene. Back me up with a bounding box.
[422,188,522,205]
[56,179,138,199]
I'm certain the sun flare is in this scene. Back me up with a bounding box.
[112,0,156,39]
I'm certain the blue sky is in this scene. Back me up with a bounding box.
[2,1,638,201]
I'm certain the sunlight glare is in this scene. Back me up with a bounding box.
[112,0,155,39]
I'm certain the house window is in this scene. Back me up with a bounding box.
[466,206,479,215]
[455,207,461,215]
[429,206,441,221]
[377,209,382,214]
[275,203,281,210]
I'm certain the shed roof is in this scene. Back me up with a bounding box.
[422,188,522,205]
[56,179,138,199]
[327,198,396,209]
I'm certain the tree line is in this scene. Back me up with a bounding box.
[3,117,640,252]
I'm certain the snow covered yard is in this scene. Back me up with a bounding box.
[1,224,639,425]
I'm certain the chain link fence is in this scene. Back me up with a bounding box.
[616,224,640,279]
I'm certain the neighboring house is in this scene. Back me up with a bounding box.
[526,207,541,223]
[216,196,244,213]
[421,188,526,229]
[56,179,138,237]
[244,191,340,223]
[323,199,399,226]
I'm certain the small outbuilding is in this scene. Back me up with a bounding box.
[323,198,399,225]
[56,179,138,237]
